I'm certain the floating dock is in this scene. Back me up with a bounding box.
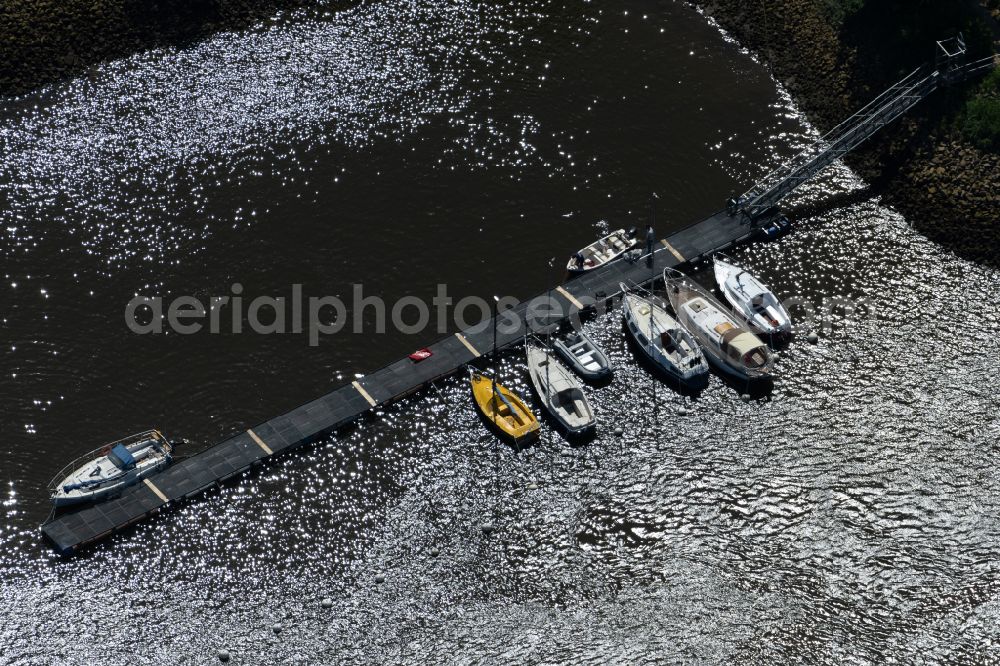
[41,210,753,555]
[41,44,995,555]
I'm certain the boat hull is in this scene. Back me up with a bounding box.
[525,344,596,437]
[621,290,710,388]
[566,229,638,274]
[470,373,541,443]
[713,258,793,339]
[552,330,612,383]
[49,430,174,507]
[665,272,775,382]
[51,460,170,507]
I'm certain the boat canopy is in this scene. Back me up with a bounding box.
[718,327,742,349]
[726,331,767,355]
[108,444,136,470]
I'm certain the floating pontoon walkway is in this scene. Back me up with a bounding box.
[40,210,752,555]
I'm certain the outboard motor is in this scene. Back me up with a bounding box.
[726,197,740,216]
[752,214,792,242]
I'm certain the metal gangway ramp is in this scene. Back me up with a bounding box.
[731,36,997,221]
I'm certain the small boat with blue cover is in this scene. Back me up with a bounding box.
[48,430,174,507]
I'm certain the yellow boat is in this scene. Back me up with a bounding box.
[470,372,540,443]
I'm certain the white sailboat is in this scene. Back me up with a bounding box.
[620,282,709,387]
[713,256,792,338]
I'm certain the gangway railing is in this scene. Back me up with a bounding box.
[729,37,996,221]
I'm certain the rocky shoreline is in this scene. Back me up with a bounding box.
[698,0,1000,266]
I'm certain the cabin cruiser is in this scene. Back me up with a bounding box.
[664,269,775,382]
[49,430,173,507]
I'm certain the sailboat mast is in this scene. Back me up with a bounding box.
[546,335,552,412]
[649,193,657,356]
[650,193,658,418]
[546,289,553,412]
[492,295,499,428]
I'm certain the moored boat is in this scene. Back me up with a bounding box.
[48,430,173,507]
[620,282,709,387]
[566,228,638,274]
[713,255,792,339]
[552,328,612,382]
[664,269,775,382]
[525,341,596,436]
[470,372,541,444]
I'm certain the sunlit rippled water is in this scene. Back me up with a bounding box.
[2,0,1000,664]
[0,0,539,265]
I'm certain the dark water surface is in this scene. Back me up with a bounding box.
[2,0,999,664]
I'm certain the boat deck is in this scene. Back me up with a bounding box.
[41,209,754,555]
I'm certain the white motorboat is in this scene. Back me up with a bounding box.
[48,430,174,507]
[664,269,775,382]
[713,256,792,338]
[620,282,709,387]
[567,228,638,274]
[525,341,596,436]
